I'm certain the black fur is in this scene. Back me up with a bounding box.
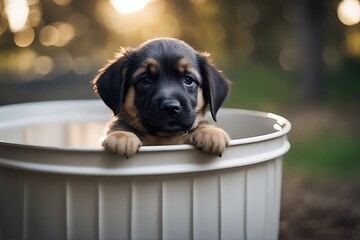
[93,38,230,137]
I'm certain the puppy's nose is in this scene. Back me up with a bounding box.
[161,100,181,117]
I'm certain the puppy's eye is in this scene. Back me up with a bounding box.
[138,77,152,88]
[183,75,195,86]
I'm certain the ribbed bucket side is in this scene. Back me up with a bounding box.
[0,157,282,240]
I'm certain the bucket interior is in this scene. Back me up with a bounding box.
[0,101,287,149]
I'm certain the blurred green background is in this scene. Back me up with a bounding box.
[0,0,359,238]
[1,0,358,177]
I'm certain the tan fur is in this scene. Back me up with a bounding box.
[190,124,230,156]
[195,88,206,114]
[121,87,146,133]
[189,88,206,128]
[105,86,146,134]
[122,87,138,118]
[177,58,201,80]
[102,79,230,157]
[141,133,191,146]
[146,58,159,74]
[132,58,158,78]
[96,39,231,157]
[132,66,147,79]
[101,131,142,158]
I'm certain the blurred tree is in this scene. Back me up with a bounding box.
[295,0,325,102]
[0,0,359,107]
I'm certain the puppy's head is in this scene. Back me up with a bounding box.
[93,38,230,136]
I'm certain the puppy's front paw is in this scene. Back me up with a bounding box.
[190,124,230,157]
[102,131,142,158]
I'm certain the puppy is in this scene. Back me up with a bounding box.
[93,38,231,158]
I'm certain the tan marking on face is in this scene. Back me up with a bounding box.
[187,87,206,134]
[132,58,159,79]
[122,87,137,118]
[121,86,146,133]
[177,58,201,80]
[178,58,191,72]
[146,58,158,75]
[132,66,147,79]
[195,88,206,114]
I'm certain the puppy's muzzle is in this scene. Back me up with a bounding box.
[160,99,181,118]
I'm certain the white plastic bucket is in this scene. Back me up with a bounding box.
[0,100,290,240]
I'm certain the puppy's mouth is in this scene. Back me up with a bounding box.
[156,120,193,135]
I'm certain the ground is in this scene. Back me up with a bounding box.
[279,107,360,240]
[279,173,360,240]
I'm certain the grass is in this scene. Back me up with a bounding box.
[285,131,360,178]
[223,61,360,178]
[224,62,297,112]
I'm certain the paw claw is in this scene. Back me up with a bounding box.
[191,125,230,156]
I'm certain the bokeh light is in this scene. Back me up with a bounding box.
[110,0,150,14]
[345,30,360,56]
[53,22,75,47]
[39,22,75,47]
[0,0,358,85]
[14,26,35,47]
[17,50,37,72]
[28,6,42,27]
[39,25,59,46]
[190,0,207,5]
[53,0,72,7]
[95,0,168,39]
[4,0,29,32]
[279,48,298,71]
[16,49,37,81]
[34,56,55,76]
[337,0,360,26]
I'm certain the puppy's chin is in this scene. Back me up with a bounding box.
[149,121,194,136]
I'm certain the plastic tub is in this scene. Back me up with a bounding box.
[0,100,291,240]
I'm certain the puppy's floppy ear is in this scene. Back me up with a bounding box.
[93,49,132,115]
[198,53,231,121]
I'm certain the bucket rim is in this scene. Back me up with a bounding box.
[0,100,291,153]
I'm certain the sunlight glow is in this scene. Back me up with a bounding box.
[4,0,30,32]
[110,0,150,14]
[337,0,360,26]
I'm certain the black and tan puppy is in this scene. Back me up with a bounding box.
[93,38,231,158]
